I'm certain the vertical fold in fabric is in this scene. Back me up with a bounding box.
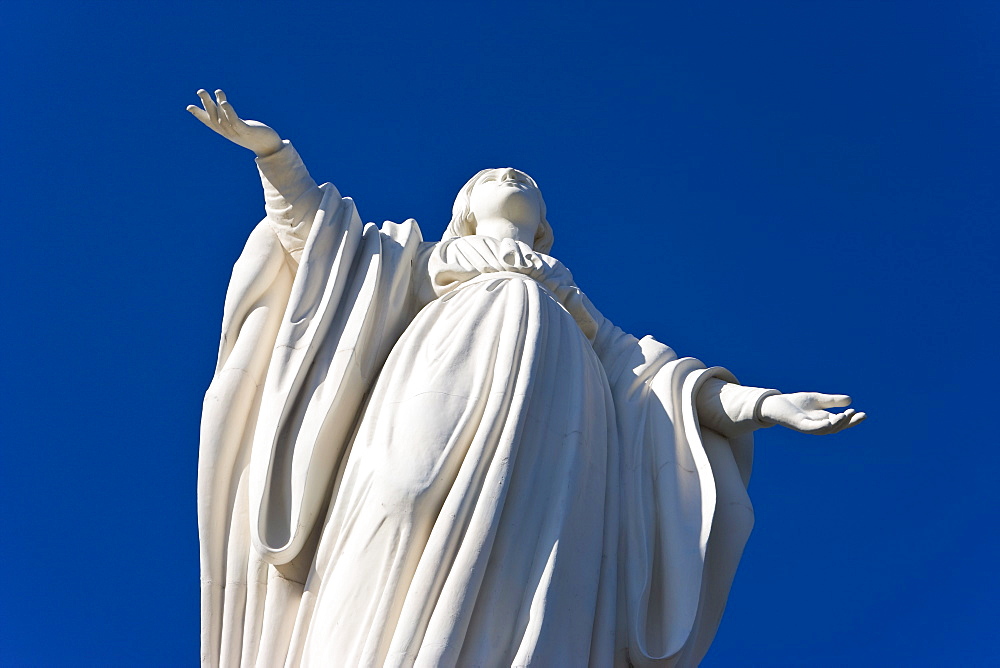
[201,185,423,667]
[598,329,755,668]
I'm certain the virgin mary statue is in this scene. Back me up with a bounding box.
[190,90,864,668]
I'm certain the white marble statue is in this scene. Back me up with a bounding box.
[190,90,864,668]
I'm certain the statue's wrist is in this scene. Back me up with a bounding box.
[254,141,285,159]
[756,391,782,425]
[254,144,285,158]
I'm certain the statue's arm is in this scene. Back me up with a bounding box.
[254,143,326,262]
[584,312,775,439]
[685,369,866,437]
[569,276,866,437]
[188,89,329,262]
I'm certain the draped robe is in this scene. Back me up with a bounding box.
[199,145,775,667]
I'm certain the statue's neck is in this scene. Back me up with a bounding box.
[474,217,537,249]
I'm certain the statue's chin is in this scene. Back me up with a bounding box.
[471,185,540,224]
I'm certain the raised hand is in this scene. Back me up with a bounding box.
[760,392,866,435]
[187,89,284,158]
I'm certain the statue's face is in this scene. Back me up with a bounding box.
[469,168,543,246]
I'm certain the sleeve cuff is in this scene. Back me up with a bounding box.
[697,378,781,438]
[752,388,782,426]
[256,141,321,205]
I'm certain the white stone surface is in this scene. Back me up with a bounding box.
[190,91,865,668]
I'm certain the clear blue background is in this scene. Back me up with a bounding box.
[2,2,997,665]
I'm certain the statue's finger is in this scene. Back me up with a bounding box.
[832,410,862,433]
[833,410,855,432]
[197,89,218,124]
[215,89,228,105]
[810,409,865,435]
[220,101,244,132]
[809,393,851,410]
[823,420,845,435]
[187,104,212,127]
[822,413,849,434]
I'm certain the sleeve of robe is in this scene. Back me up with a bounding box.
[198,142,424,668]
[589,317,776,668]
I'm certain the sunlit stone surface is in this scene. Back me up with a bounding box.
[190,90,864,668]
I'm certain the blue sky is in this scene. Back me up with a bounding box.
[2,1,997,665]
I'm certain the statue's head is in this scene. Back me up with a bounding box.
[443,168,554,253]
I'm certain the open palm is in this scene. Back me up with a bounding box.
[760,392,866,435]
[187,89,283,157]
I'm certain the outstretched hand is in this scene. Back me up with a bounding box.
[187,89,283,158]
[760,392,866,435]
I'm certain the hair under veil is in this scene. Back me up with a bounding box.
[442,169,554,254]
